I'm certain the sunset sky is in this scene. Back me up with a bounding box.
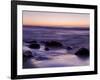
[23,11,90,28]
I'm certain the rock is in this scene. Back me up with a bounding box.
[29,43,40,49]
[23,57,37,68]
[23,46,33,58]
[45,41,63,48]
[66,46,73,50]
[45,47,49,51]
[75,48,89,59]
[23,51,33,58]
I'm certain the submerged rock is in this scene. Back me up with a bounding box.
[66,46,73,50]
[45,47,49,51]
[45,41,63,48]
[23,46,33,58]
[23,51,33,58]
[75,48,89,59]
[23,50,33,62]
[29,43,40,49]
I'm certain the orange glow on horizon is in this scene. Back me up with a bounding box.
[23,11,90,28]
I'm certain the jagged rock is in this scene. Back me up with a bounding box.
[75,48,89,59]
[45,41,63,48]
[29,43,40,49]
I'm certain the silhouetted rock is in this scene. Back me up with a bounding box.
[23,51,33,58]
[75,48,89,59]
[45,41,63,48]
[45,47,49,51]
[66,46,73,50]
[29,43,40,49]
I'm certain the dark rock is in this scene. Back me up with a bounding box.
[23,58,37,68]
[23,51,33,58]
[29,43,40,49]
[45,47,49,51]
[75,48,89,59]
[45,41,63,48]
[66,46,73,50]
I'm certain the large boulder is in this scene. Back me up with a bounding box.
[45,41,63,48]
[29,43,40,49]
[75,48,89,59]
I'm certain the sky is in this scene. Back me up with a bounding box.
[23,11,90,28]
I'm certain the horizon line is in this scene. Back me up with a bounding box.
[23,25,89,28]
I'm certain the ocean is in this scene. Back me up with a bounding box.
[23,26,89,68]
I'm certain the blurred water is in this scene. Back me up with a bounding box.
[23,27,89,68]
